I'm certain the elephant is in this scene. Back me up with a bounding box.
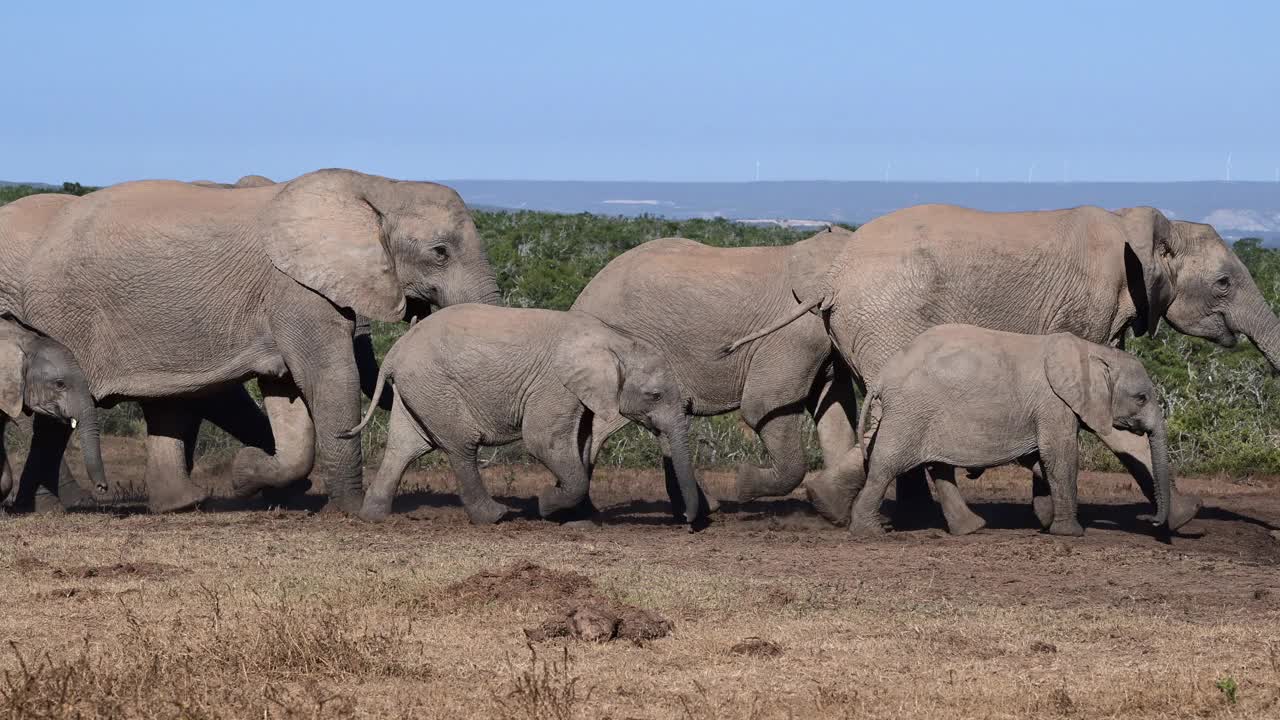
[852,324,1170,537]
[20,169,501,515]
[190,175,277,189]
[0,315,109,506]
[726,204,1279,534]
[340,304,703,526]
[571,229,861,511]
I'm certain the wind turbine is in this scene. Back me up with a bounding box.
[1227,152,1233,181]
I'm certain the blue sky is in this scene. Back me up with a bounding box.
[3,1,1277,184]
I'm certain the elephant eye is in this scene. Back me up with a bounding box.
[53,378,66,390]
[432,245,449,260]
[1135,393,1147,406]
[643,389,663,401]
[1214,276,1231,292]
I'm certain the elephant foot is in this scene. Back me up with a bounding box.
[1048,518,1085,537]
[358,499,392,523]
[32,488,67,515]
[466,497,513,525]
[848,512,888,537]
[805,475,853,526]
[1167,491,1202,532]
[944,507,986,536]
[734,464,800,503]
[1032,495,1054,529]
[321,492,365,517]
[148,481,208,514]
[231,446,312,500]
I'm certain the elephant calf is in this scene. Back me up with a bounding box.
[340,304,702,525]
[851,324,1171,537]
[0,316,109,505]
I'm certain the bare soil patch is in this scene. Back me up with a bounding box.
[0,436,1277,717]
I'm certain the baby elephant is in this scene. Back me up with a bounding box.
[0,315,110,503]
[851,324,1171,537]
[340,304,702,525]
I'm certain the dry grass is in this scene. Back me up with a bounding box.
[2,437,1279,718]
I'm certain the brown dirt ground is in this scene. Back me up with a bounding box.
[0,436,1277,718]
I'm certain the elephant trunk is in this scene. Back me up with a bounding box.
[1237,286,1280,372]
[1147,415,1171,528]
[664,414,701,525]
[68,382,108,495]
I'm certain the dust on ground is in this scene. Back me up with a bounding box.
[0,436,1277,718]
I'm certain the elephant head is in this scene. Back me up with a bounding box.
[1044,336,1170,527]
[0,317,108,498]
[260,169,502,323]
[555,325,701,523]
[1120,208,1280,370]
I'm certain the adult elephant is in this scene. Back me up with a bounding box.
[727,204,1278,533]
[22,169,501,514]
[571,228,861,509]
[190,174,277,189]
[0,191,281,512]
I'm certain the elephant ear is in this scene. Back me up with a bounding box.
[262,174,407,322]
[553,328,623,425]
[1117,207,1175,337]
[0,335,25,419]
[1044,334,1113,433]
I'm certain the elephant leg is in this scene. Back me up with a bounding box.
[141,401,208,513]
[735,407,809,502]
[231,377,315,500]
[1030,461,1054,529]
[526,412,595,521]
[930,465,986,536]
[803,366,867,526]
[1038,429,1083,537]
[1096,428,1200,531]
[359,396,432,522]
[849,455,900,537]
[448,446,512,525]
[12,416,74,513]
[270,302,362,514]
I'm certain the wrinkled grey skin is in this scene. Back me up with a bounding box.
[0,316,109,507]
[22,169,501,515]
[728,205,1276,533]
[0,190,287,512]
[571,231,860,514]
[852,325,1171,537]
[342,305,702,526]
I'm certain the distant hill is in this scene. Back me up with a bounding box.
[448,180,1280,245]
[0,180,56,189]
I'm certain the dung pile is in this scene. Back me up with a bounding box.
[445,560,672,644]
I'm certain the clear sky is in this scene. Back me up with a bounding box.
[3,1,1277,184]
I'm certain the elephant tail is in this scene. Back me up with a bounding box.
[857,389,882,469]
[718,296,827,357]
[337,362,391,440]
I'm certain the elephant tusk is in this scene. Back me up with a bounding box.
[70,417,78,429]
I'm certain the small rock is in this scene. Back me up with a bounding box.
[1031,641,1058,654]
[1254,588,1272,601]
[730,637,783,658]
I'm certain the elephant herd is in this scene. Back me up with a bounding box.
[2,169,1277,538]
